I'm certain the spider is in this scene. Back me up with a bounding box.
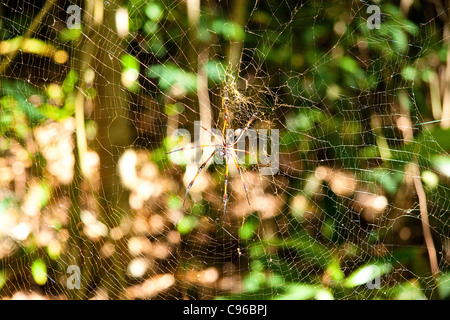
[167,91,258,217]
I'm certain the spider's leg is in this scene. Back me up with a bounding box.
[233,148,258,159]
[230,153,251,205]
[222,88,229,136]
[201,125,223,144]
[166,144,215,155]
[233,112,258,146]
[222,153,230,218]
[183,151,216,208]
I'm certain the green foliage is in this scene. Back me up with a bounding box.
[148,63,197,93]
[31,259,47,286]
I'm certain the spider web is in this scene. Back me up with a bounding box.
[0,0,449,300]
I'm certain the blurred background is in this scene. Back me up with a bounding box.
[0,0,449,300]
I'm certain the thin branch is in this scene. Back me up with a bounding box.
[412,159,439,278]
[0,0,56,75]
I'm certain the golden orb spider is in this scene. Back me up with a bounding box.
[167,91,258,217]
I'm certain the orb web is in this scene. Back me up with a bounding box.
[0,0,449,300]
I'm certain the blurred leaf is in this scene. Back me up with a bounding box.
[242,271,266,292]
[145,33,166,57]
[37,182,51,207]
[148,63,197,93]
[121,54,140,92]
[368,169,403,195]
[421,170,439,189]
[437,272,450,299]
[204,60,225,83]
[340,56,360,74]
[315,288,334,300]
[275,283,318,300]
[0,270,6,290]
[401,66,416,81]
[58,28,82,43]
[145,3,163,21]
[211,19,245,41]
[432,155,450,177]
[62,70,79,95]
[39,103,73,121]
[343,262,392,288]
[31,259,47,286]
[143,20,158,35]
[389,280,426,300]
[177,215,198,235]
[168,194,182,210]
[239,215,259,240]
[0,80,46,124]
[121,54,140,70]
[165,103,184,116]
[428,127,450,151]
[325,258,345,282]
[255,233,332,268]
[266,273,283,288]
[391,29,408,54]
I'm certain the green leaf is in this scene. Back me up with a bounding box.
[145,3,163,21]
[121,54,140,71]
[0,80,46,125]
[325,258,345,282]
[239,216,259,240]
[58,28,82,43]
[421,170,439,189]
[62,70,79,95]
[168,194,182,210]
[165,103,184,116]
[432,155,450,177]
[343,262,392,288]
[389,280,426,300]
[242,271,266,292]
[203,60,226,83]
[37,182,51,207]
[31,259,47,285]
[401,66,416,81]
[315,288,334,300]
[369,169,403,195]
[275,283,318,300]
[211,20,245,41]
[340,56,359,73]
[177,215,198,235]
[437,272,450,299]
[0,270,6,290]
[148,63,197,93]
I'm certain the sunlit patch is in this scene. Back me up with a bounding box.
[121,68,139,88]
[115,7,129,37]
[53,50,69,64]
[290,195,317,221]
[81,210,108,241]
[127,258,149,278]
[34,118,75,185]
[128,236,152,256]
[12,223,31,241]
[127,274,175,299]
[353,193,389,223]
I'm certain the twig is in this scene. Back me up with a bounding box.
[411,159,439,278]
[0,0,56,76]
